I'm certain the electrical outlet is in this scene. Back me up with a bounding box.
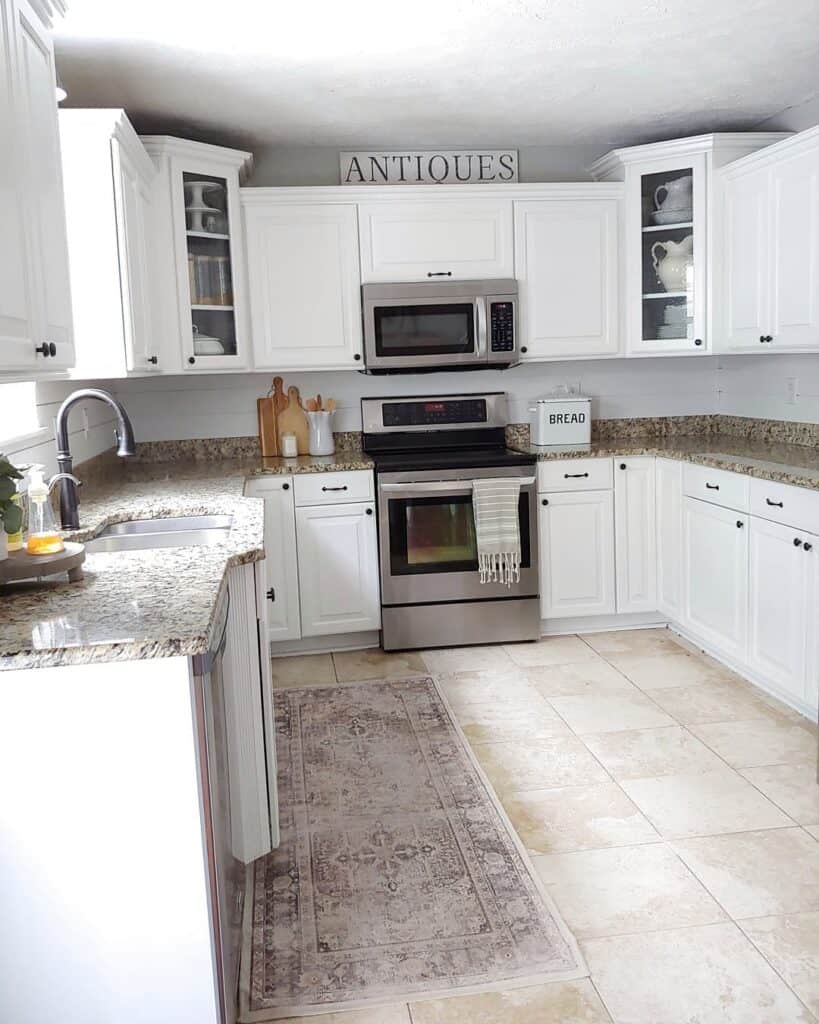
[786,377,799,406]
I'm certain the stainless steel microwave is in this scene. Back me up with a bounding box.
[361,279,518,373]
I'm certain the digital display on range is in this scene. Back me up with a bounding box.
[383,399,488,427]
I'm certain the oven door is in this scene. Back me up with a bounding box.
[363,293,487,371]
[377,468,538,605]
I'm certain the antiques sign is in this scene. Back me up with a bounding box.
[340,150,518,185]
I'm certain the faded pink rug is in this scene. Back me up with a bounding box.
[239,676,585,1020]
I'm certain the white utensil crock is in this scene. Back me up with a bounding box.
[307,411,335,456]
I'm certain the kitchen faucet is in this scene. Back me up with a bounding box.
[55,388,136,529]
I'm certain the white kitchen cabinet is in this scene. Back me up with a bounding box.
[60,109,161,377]
[0,0,74,374]
[748,516,818,710]
[142,136,253,373]
[245,477,301,643]
[721,128,819,353]
[656,457,683,620]
[243,200,363,370]
[296,501,381,637]
[358,198,514,282]
[539,489,616,619]
[514,198,619,360]
[682,496,748,662]
[614,456,657,613]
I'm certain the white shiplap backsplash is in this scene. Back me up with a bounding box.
[715,353,819,424]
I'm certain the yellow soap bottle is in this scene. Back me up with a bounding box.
[25,469,64,556]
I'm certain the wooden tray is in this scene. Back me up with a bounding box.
[0,542,86,584]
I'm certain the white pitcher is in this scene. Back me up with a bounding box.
[654,174,693,213]
[651,236,693,292]
[307,410,335,456]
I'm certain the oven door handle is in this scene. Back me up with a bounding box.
[476,296,488,360]
[380,477,536,494]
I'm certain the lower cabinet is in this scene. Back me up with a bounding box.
[682,497,749,661]
[247,477,301,643]
[656,457,683,619]
[748,516,818,708]
[296,502,381,637]
[539,489,616,619]
[614,457,657,613]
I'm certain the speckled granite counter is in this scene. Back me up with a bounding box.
[0,451,373,671]
[506,434,819,491]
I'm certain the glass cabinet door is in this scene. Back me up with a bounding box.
[632,154,706,354]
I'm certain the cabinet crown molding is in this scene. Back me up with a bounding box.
[239,182,624,204]
[719,122,819,178]
[140,135,254,181]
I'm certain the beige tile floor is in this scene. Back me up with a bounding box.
[269,628,819,1024]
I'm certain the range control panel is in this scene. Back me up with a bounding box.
[382,398,488,428]
[490,301,515,353]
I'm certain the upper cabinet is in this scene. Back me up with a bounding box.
[242,197,363,370]
[514,193,620,360]
[721,128,819,353]
[142,136,253,373]
[591,134,789,357]
[60,109,161,377]
[358,197,514,282]
[0,0,74,375]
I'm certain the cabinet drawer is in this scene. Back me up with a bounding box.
[294,470,374,506]
[682,463,750,512]
[538,457,613,493]
[750,478,819,534]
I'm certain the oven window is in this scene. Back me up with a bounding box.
[374,304,475,358]
[388,493,531,576]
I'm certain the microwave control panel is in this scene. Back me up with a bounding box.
[489,301,515,353]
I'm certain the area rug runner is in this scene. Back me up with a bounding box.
[239,676,586,1020]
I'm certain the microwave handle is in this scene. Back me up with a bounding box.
[381,478,536,494]
[476,297,488,359]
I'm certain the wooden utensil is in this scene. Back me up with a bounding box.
[325,398,336,412]
[277,385,310,455]
[306,397,319,412]
[316,393,323,411]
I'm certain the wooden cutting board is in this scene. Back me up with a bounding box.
[276,385,310,455]
[257,376,288,457]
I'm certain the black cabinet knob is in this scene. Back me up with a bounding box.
[35,342,56,357]
[736,520,744,528]
[147,355,158,365]
[266,587,275,602]
[520,346,528,353]
[354,353,361,361]
[365,507,373,515]
[619,463,627,470]
[282,482,290,490]
[759,335,766,343]
[766,335,774,343]
[694,338,703,347]
[541,498,549,506]
[804,542,813,552]
[794,538,803,547]
[188,356,196,364]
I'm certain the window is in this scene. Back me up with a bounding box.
[0,382,42,447]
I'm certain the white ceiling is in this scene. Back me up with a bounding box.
[54,0,819,150]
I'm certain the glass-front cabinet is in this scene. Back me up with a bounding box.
[630,153,707,355]
[142,137,252,372]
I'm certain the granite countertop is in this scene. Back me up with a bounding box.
[508,434,819,491]
[0,451,376,672]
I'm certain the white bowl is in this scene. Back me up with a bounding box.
[193,337,225,355]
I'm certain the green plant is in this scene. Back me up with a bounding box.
[0,455,23,535]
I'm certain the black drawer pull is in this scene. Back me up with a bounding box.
[564,472,589,479]
[765,498,783,508]
[804,542,813,552]
[427,271,452,277]
[705,483,719,490]
[322,485,348,492]
[266,587,275,602]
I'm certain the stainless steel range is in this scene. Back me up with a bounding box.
[362,392,539,651]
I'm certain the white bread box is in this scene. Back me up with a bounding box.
[530,395,592,446]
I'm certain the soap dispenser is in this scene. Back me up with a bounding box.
[25,469,64,555]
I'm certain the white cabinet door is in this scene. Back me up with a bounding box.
[770,145,819,349]
[358,199,514,282]
[723,166,771,352]
[748,517,814,706]
[540,490,616,619]
[246,478,301,642]
[13,0,74,370]
[0,0,36,371]
[682,497,748,661]
[656,457,683,620]
[515,199,619,360]
[245,202,363,370]
[111,137,158,372]
[296,502,381,637]
[614,457,657,613]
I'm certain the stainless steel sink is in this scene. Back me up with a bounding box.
[85,515,233,553]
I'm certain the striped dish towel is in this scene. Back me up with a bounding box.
[472,478,521,586]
